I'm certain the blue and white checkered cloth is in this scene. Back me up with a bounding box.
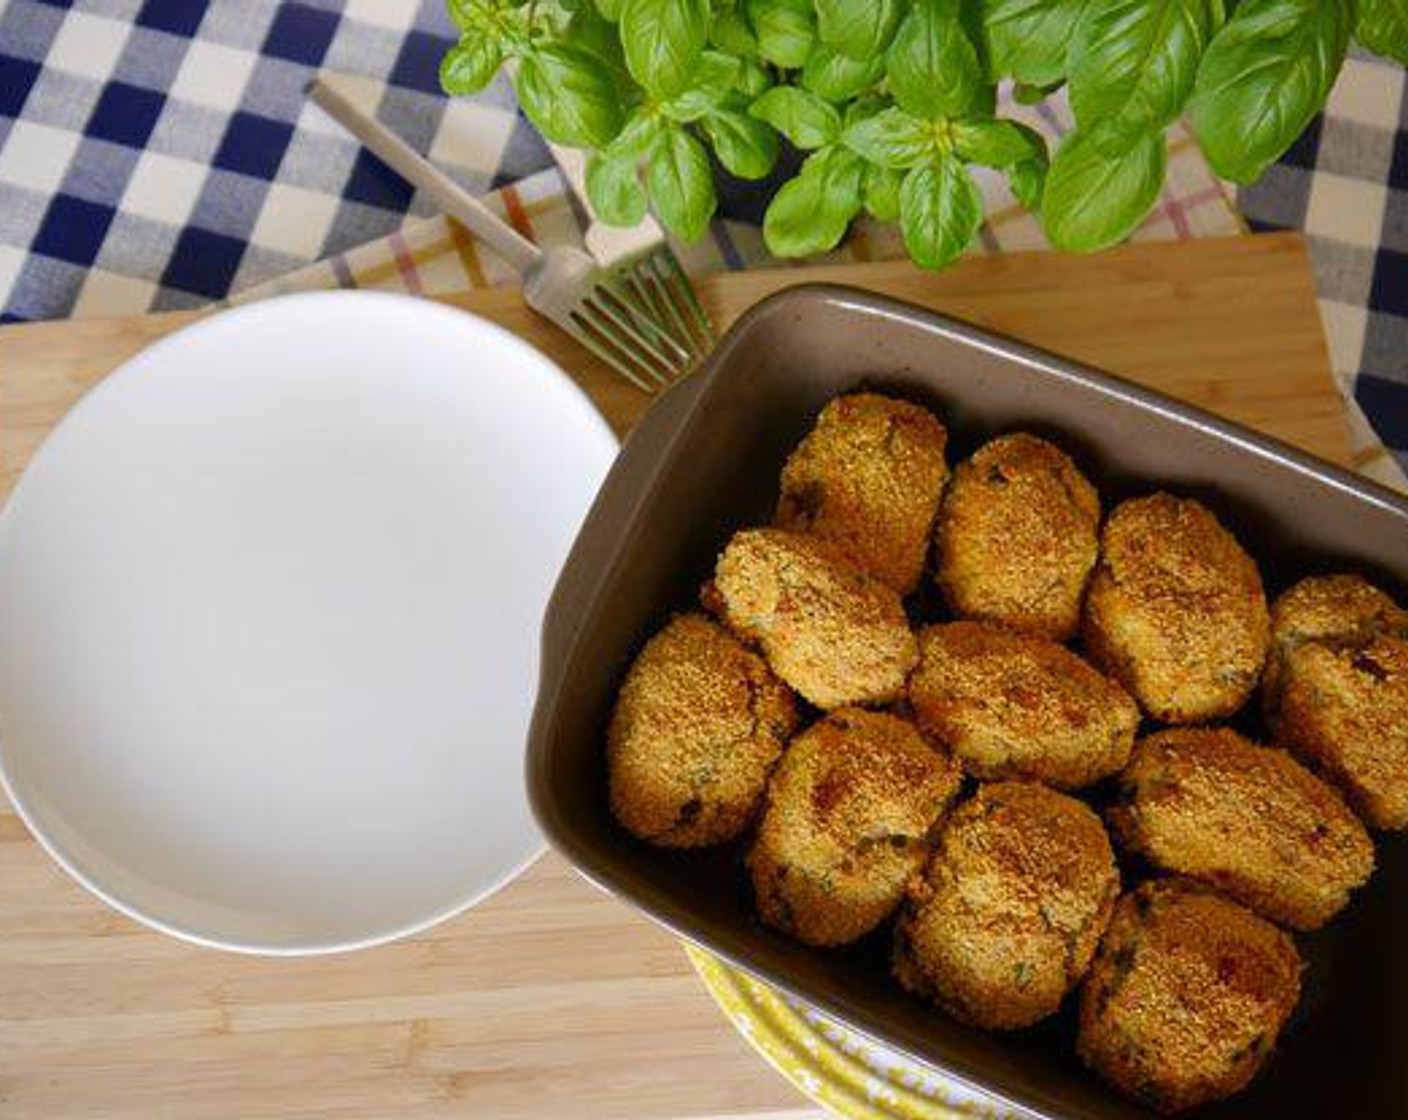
[0,0,553,319]
[0,0,1405,475]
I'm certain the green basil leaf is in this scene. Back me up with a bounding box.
[899,155,982,269]
[801,43,885,99]
[981,0,1088,86]
[440,36,502,96]
[1008,157,1046,211]
[1041,127,1164,250]
[748,0,816,68]
[621,0,711,98]
[447,0,484,33]
[952,120,1050,211]
[586,152,649,225]
[1189,0,1352,183]
[843,93,888,126]
[1069,0,1217,145]
[841,106,938,169]
[712,8,760,55]
[888,0,992,120]
[951,118,1046,169]
[646,126,717,240]
[569,7,630,72]
[735,57,773,96]
[517,43,624,147]
[816,0,900,59]
[1358,0,1408,64]
[664,51,742,120]
[701,109,780,178]
[865,164,903,220]
[763,146,865,256]
[749,85,842,149]
[605,111,665,159]
[596,0,626,18]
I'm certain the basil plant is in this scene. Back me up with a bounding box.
[441,0,1406,269]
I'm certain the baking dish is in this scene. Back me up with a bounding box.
[525,284,1408,1119]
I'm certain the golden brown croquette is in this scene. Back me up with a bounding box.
[607,613,797,847]
[776,393,950,595]
[1109,727,1373,930]
[747,709,963,947]
[1083,494,1269,723]
[907,621,1139,789]
[934,433,1100,640]
[1263,577,1408,831]
[893,782,1119,1030]
[1265,573,1408,701]
[1269,573,1408,657]
[708,528,919,709]
[1077,880,1302,1114]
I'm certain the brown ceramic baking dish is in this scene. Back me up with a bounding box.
[525,285,1408,1120]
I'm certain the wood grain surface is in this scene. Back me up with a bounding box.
[0,232,1344,1120]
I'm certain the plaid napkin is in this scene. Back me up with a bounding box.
[1238,50,1408,487]
[233,87,1246,291]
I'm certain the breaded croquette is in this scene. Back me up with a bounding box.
[708,528,919,709]
[1078,880,1302,1114]
[1109,727,1373,930]
[777,393,950,595]
[934,433,1099,640]
[907,621,1138,789]
[1267,574,1408,829]
[1268,574,1408,676]
[608,613,797,847]
[1083,494,1269,723]
[893,782,1119,1030]
[748,709,963,947]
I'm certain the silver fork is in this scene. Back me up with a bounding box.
[541,139,716,360]
[308,77,708,392]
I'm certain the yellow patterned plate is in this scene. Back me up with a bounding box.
[688,947,1017,1120]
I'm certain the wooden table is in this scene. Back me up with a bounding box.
[0,233,1344,1119]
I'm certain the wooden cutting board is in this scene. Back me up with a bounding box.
[0,232,1345,1120]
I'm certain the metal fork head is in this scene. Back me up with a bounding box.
[522,245,713,394]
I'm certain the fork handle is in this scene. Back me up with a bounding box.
[308,78,542,276]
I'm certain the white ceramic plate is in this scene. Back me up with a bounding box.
[0,291,617,954]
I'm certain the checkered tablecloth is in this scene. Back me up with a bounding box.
[0,0,548,317]
[0,1,1404,483]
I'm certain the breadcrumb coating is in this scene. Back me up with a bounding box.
[1083,494,1269,723]
[708,528,919,709]
[748,709,962,947]
[777,393,950,595]
[893,781,1119,1030]
[908,621,1138,789]
[935,433,1100,640]
[1078,880,1302,1114]
[1267,574,1408,829]
[1109,727,1373,930]
[608,613,797,847]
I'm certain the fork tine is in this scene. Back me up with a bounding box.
[613,267,689,363]
[597,274,693,367]
[579,292,683,385]
[562,310,660,393]
[574,299,681,388]
[654,246,715,347]
[633,253,702,363]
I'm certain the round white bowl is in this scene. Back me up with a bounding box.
[0,291,617,954]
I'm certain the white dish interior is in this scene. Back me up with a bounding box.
[0,291,617,953]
